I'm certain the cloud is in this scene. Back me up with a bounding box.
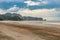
[18,8,60,21]
[0,9,5,14]
[16,6,60,21]
[7,5,20,13]
[24,0,48,6]
[24,0,60,9]
[24,1,40,6]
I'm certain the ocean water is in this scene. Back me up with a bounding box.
[18,21,60,26]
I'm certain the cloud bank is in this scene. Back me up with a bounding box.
[24,1,40,6]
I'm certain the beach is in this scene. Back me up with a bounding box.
[0,21,60,40]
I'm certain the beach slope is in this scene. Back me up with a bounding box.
[0,21,60,40]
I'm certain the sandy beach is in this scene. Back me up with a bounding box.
[0,21,60,40]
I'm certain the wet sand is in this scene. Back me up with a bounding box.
[0,21,60,40]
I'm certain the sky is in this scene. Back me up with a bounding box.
[0,0,60,21]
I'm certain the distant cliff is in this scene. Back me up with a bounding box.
[0,13,44,21]
[22,16,43,21]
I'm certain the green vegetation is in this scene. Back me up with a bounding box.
[0,13,22,21]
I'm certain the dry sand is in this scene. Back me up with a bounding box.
[0,21,60,40]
